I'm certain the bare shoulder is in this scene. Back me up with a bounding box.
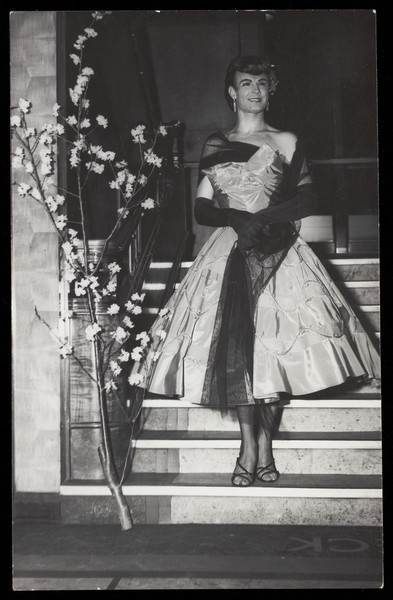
[271,131,298,163]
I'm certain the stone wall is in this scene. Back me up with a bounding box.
[11,12,61,492]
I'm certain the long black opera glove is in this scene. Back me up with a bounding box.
[194,197,254,235]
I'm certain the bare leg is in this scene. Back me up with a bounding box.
[256,402,280,481]
[232,405,258,486]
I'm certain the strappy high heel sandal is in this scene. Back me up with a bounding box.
[256,460,280,483]
[231,457,256,487]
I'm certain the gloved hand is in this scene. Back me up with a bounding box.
[226,209,254,235]
[194,197,254,233]
[237,218,296,253]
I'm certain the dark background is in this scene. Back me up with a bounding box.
[62,9,378,255]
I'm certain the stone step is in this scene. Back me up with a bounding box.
[140,403,381,432]
[146,259,380,284]
[131,446,381,477]
[130,431,381,476]
[60,473,382,526]
[69,429,382,479]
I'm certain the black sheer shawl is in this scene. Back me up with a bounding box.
[198,131,316,410]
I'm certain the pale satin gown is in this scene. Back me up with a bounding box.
[130,143,380,404]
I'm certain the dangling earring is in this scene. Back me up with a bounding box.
[265,100,270,112]
[233,98,237,113]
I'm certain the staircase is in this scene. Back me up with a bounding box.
[60,256,381,526]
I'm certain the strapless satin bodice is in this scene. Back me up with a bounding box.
[202,143,283,213]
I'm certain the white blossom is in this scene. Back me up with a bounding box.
[88,276,99,290]
[107,303,120,315]
[40,131,54,145]
[73,282,86,297]
[66,115,77,126]
[52,103,61,116]
[71,236,80,247]
[74,282,87,296]
[56,194,66,206]
[12,156,23,169]
[15,147,24,157]
[69,88,81,106]
[91,162,105,174]
[144,149,162,168]
[118,349,130,363]
[158,125,167,136]
[74,137,86,150]
[159,307,171,317]
[73,34,87,50]
[59,344,73,357]
[25,127,36,138]
[80,118,91,129]
[42,123,55,133]
[131,347,144,361]
[10,115,21,127]
[96,115,108,128]
[62,241,73,255]
[86,322,101,341]
[55,215,67,230]
[69,53,81,65]
[25,161,34,174]
[96,149,115,162]
[107,280,117,293]
[131,125,146,144]
[68,228,78,238]
[70,148,80,168]
[157,329,167,341]
[136,331,150,347]
[41,162,53,176]
[81,67,94,75]
[138,174,147,186]
[128,373,145,386]
[64,270,76,283]
[17,183,31,197]
[131,305,142,315]
[84,28,98,38]
[31,188,42,200]
[117,208,129,219]
[115,160,127,168]
[55,124,65,135]
[125,301,135,312]
[18,98,31,114]
[112,326,127,343]
[108,262,121,274]
[151,351,161,362]
[123,316,134,329]
[82,98,90,109]
[43,177,55,191]
[131,292,145,302]
[110,360,122,376]
[141,198,155,210]
[45,196,58,212]
[104,380,118,392]
[90,145,102,155]
[92,11,104,20]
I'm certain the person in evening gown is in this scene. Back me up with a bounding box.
[130,55,380,487]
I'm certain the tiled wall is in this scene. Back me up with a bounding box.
[11,12,61,492]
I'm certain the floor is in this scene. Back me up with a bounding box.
[12,521,383,590]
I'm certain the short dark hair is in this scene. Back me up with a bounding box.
[224,55,279,111]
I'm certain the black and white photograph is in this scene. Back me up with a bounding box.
[11,9,382,590]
